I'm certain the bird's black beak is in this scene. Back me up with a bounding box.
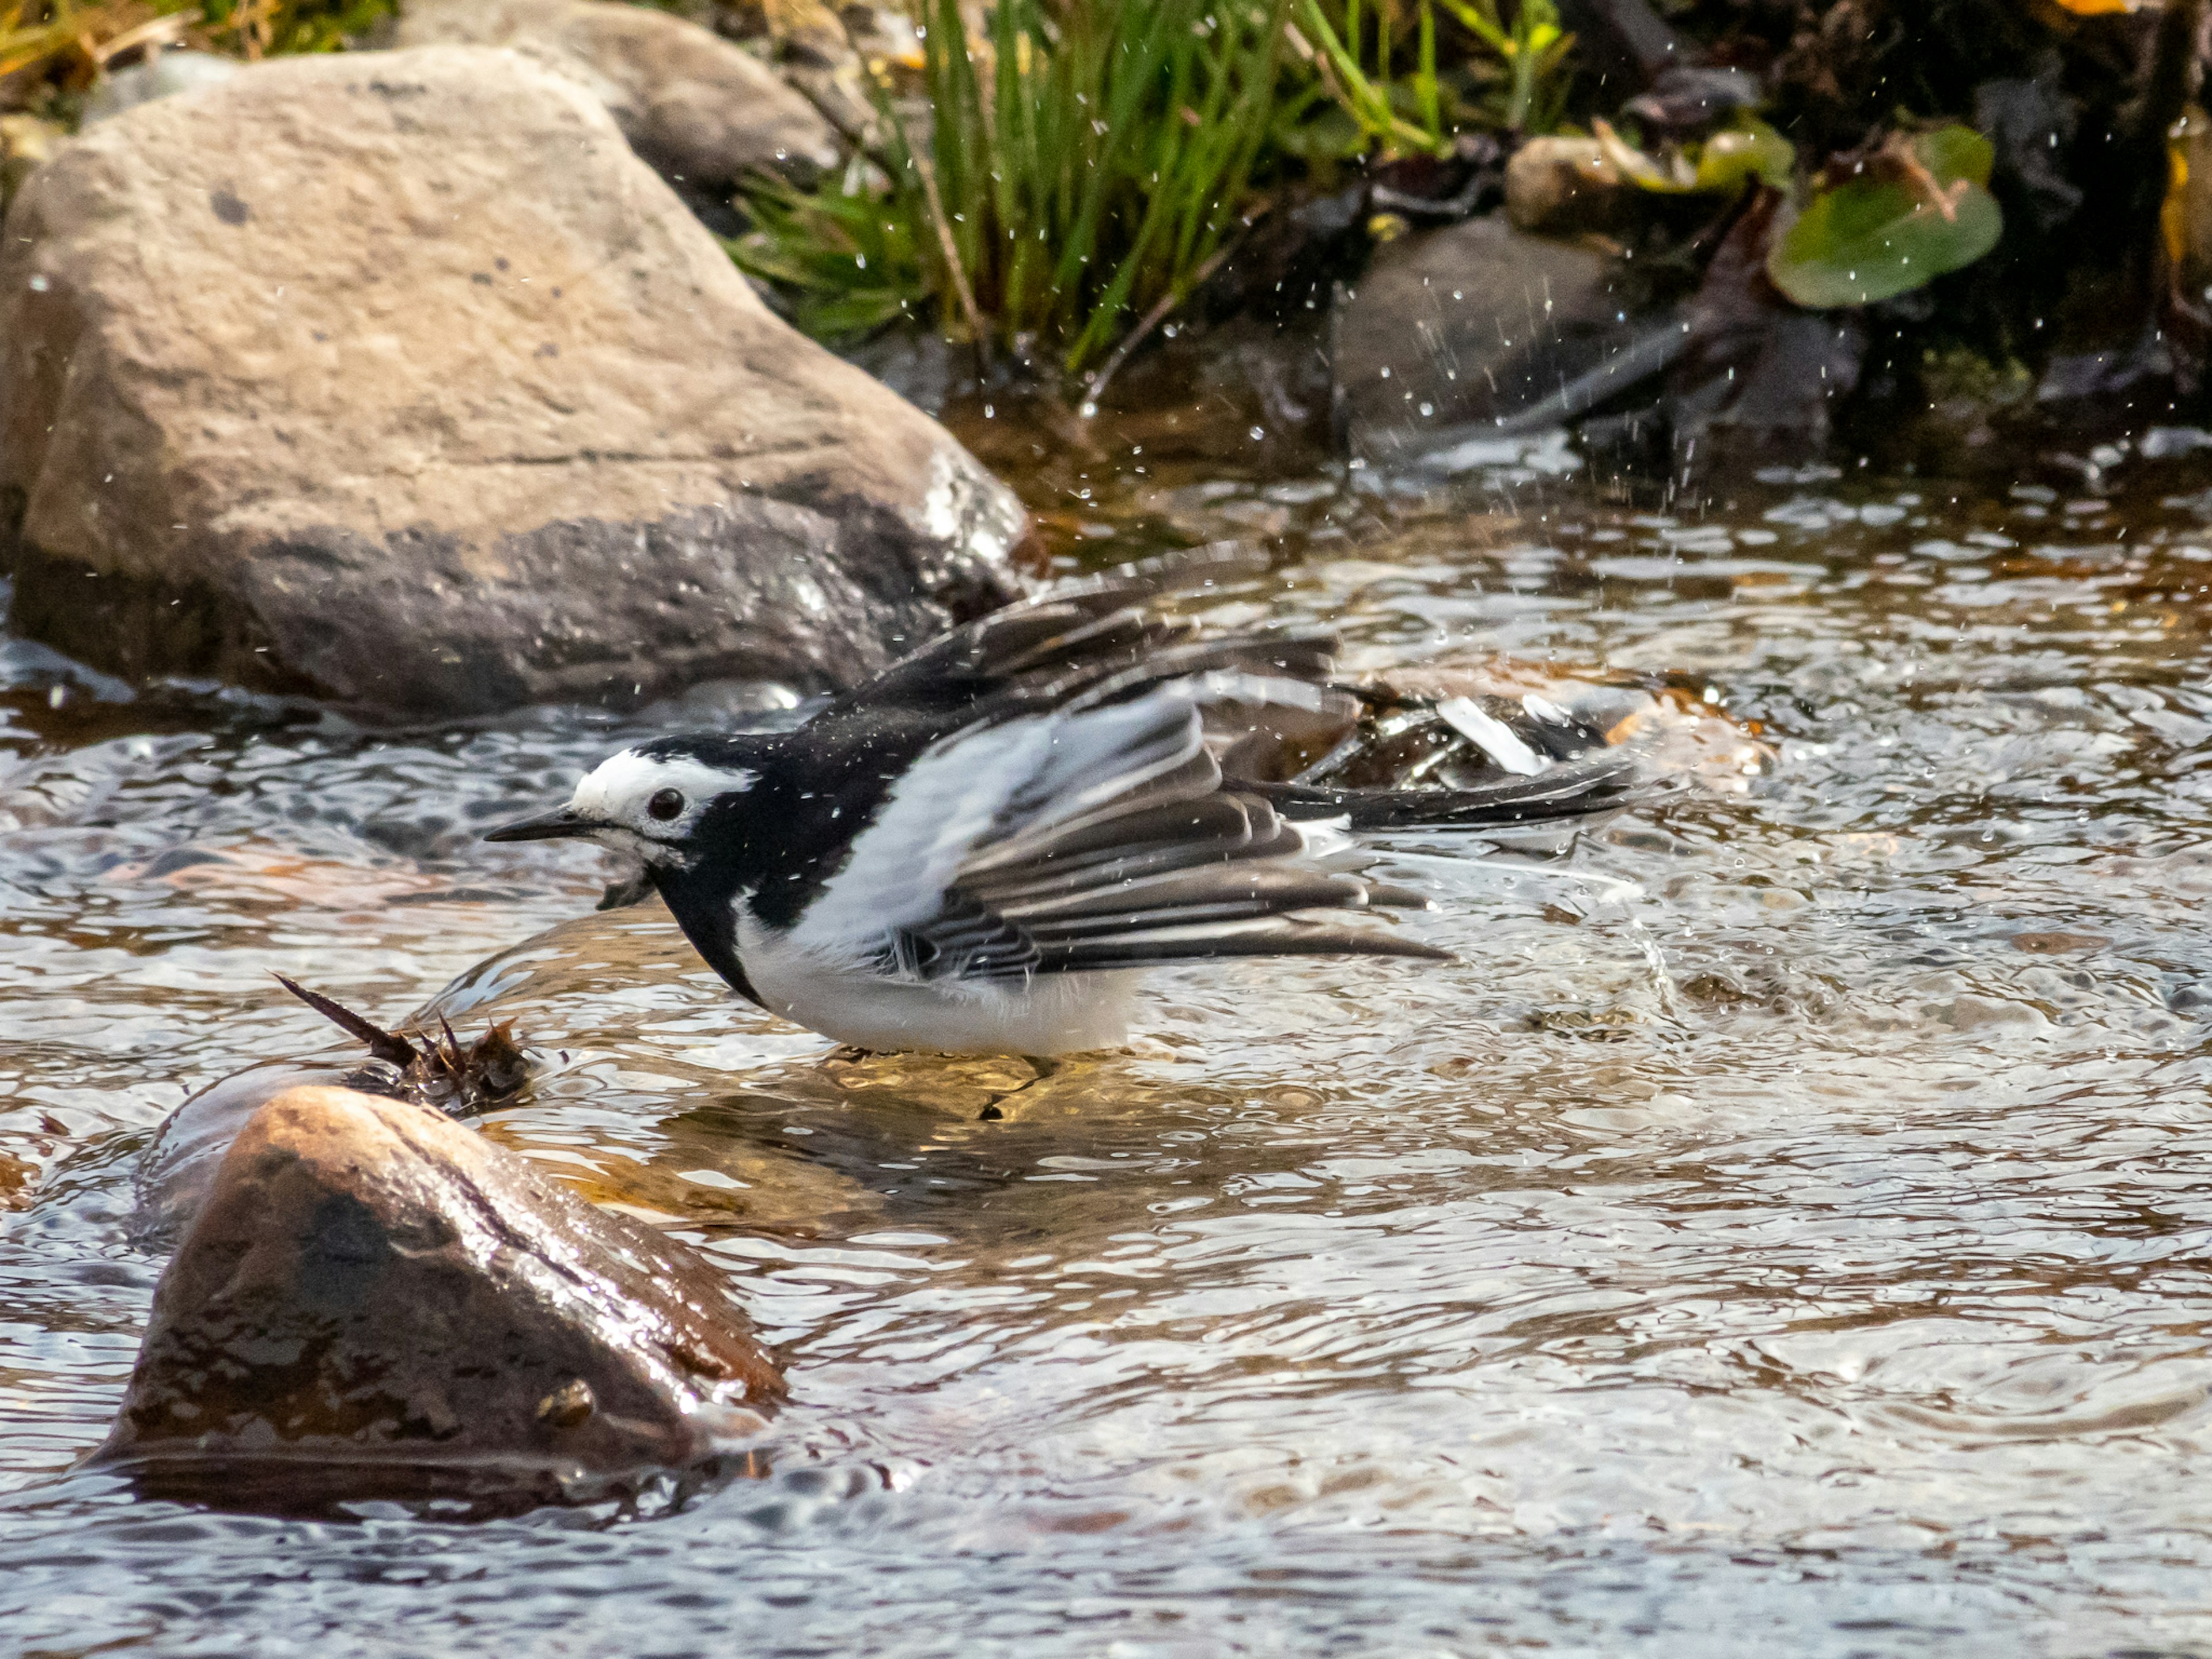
[483,806,600,843]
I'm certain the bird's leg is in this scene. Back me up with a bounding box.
[822,1043,879,1066]
[978,1055,1061,1121]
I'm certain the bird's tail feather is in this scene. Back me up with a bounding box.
[1247,750,1647,831]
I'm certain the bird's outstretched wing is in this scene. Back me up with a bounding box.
[788,690,1446,983]
[825,552,1654,812]
[826,546,1334,728]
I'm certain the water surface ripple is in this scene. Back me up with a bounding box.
[6,457,2212,1654]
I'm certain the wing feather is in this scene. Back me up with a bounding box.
[1026,920,1449,967]
[998,866,1374,926]
[790,693,1203,956]
[1253,749,1645,829]
[794,688,1448,983]
[827,546,1278,722]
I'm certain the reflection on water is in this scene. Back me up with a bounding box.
[8,447,2212,1652]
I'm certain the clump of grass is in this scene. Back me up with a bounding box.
[1294,0,1570,154]
[731,0,1575,373]
[197,0,395,59]
[737,0,1297,374]
[2,0,187,88]
[1442,0,1569,136]
[733,160,930,338]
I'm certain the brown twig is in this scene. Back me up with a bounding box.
[910,147,994,378]
[274,973,416,1069]
[88,6,197,65]
[1889,137,1966,224]
[275,973,529,1111]
[782,57,894,169]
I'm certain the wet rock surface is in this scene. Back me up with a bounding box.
[1331,215,1682,463]
[395,0,839,199]
[99,1085,784,1509]
[0,46,1023,717]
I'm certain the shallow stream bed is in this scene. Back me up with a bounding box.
[7,440,2212,1653]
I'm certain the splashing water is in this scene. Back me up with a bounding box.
[6,448,2212,1653]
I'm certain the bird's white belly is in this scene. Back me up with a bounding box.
[736,916,1142,1055]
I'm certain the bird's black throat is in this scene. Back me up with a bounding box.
[628,713,975,1009]
[649,858,766,1010]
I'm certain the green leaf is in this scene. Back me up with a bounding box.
[1693,119,1794,194]
[1916,124,1995,190]
[728,165,931,344]
[1766,126,2003,309]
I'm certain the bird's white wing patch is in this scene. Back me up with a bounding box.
[790,721,1042,953]
[790,693,1205,958]
[1436,697,1547,777]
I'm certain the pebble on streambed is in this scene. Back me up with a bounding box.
[96,1085,783,1514]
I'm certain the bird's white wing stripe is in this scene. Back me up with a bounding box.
[789,721,1042,953]
[976,702,1205,870]
[1436,697,1548,777]
[791,692,1203,958]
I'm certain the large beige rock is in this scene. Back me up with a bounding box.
[0,47,1023,715]
[99,1086,784,1509]
[395,0,840,190]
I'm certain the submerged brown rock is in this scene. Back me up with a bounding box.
[99,1086,783,1509]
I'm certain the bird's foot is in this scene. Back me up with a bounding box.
[978,1055,1060,1121]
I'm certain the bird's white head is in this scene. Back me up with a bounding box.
[484,746,759,864]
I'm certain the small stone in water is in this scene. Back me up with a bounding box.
[2010,931,2109,956]
[537,1378,597,1428]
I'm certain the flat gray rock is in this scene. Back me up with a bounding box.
[0,47,1022,716]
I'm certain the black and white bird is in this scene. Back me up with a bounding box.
[486,556,1638,1057]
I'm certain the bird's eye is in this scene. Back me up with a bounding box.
[646,788,685,823]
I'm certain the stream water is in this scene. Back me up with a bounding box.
[7,431,2212,1654]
